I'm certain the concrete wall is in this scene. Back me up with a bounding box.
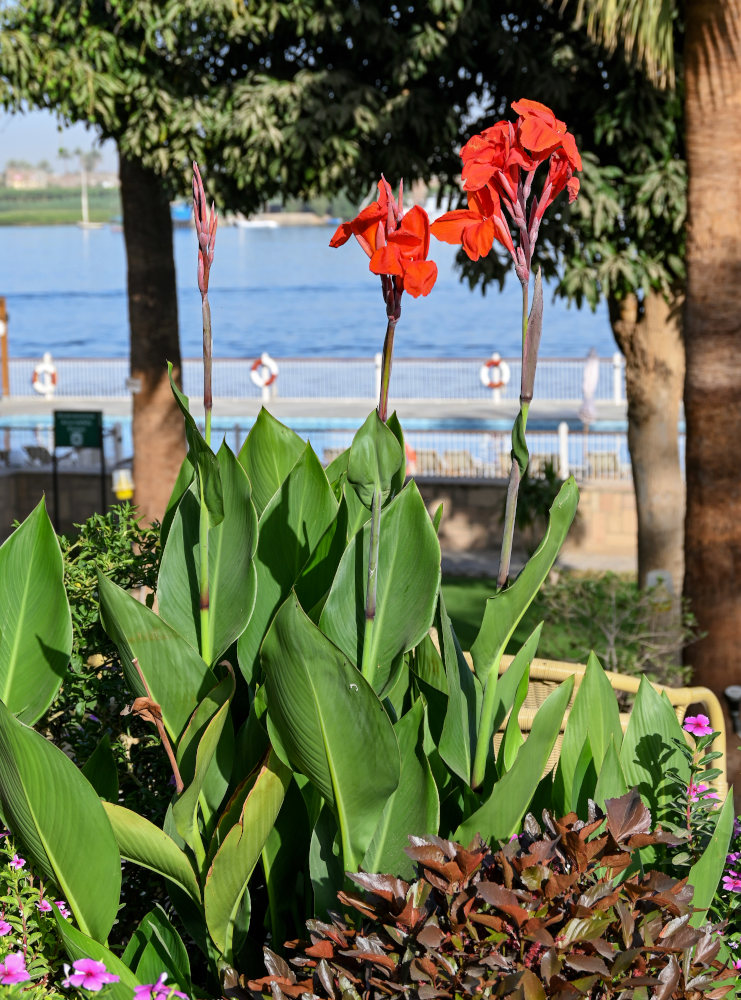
[0,469,638,569]
[416,477,637,569]
[0,469,116,538]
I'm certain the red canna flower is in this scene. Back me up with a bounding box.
[369,204,438,297]
[330,176,437,317]
[511,98,581,169]
[430,185,514,261]
[431,99,581,284]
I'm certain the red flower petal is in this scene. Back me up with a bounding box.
[403,259,438,297]
[430,210,481,245]
[369,244,403,276]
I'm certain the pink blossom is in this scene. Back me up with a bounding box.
[688,781,720,803]
[0,920,11,936]
[683,714,714,737]
[0,952,30,985]
[722,871,741,892]
[54,900,71,919]
[36,899,52,913]
[728,852,741,863]
[62,959,119,991]
[134,973,188,999]
[734,958,741,971]
[9,855,25,870]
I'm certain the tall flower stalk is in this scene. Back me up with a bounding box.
[432,99,581,590]
[192,162,217,663]
[331,180,437,681]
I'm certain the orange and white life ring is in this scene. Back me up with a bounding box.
[32,354,57,396]
[479,353,511,391]
[250,352,278,388]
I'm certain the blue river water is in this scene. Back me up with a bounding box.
[1,224,615,360]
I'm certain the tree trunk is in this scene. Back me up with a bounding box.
[609,290,685,593]
[119,153,185,524]
[684,0,741,694]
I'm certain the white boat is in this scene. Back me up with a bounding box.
[234,214,279,229]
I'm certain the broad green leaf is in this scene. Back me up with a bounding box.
[470,480,577,787]
[238,444,338,683]
[262,778,312,946]
[362,699,439,878]
[491,625,543,738]
[386,411,407,498]
[262,593,400,869]
[173,669,235,851]
[98,572,216,741]
[121,906,191,996]
[102,802,200,903]
[619,677,690,819]
[0,499,72,724]
[455,676,574,844]
[320,482,441,680]
[592,736,628,810]
[295,497,351,620]
[688,792,734,928]
[309,804,344,919]
[238,408,305,517]
[158,443,258,664]
[161,454,195,549]
[471,480,579,686]
[342,480,373,539]
[554,652,622,814]
[82,734,118,803]
[55,915,140,1000]
[325,447,350,488]
[347,410,403,508]
[204,748,290,962]
[498,666,529,774]
[437,592,479,784]
[168,363,223,526]
[0,700,120,942]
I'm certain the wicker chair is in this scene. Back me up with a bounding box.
[493,654,728,798]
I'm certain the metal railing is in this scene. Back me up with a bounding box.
[6,354,626,402]
[0,419,684,486]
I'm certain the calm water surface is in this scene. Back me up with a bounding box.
[1,224,614,360]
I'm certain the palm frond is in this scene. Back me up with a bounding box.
[559,0,676,88]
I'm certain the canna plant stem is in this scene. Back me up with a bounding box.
[497,279,530,589]
[377,316,397,423]
[362,314,397,686]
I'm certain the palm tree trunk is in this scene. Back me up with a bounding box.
[684,0,741,693]
[609,290,685,593]
[119,153,185,524]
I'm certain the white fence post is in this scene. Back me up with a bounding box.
[612,352,624,403]
[558,421,570,479]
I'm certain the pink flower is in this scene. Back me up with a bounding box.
[0,920,11,936]
[683,714,714,737]
[9,855,24,870]
[54,900,71,919]
[36,899,52,913]
[728,852,741,863]
[0,952,30,984]
[722,871,741,892]
[134,973,188,999]
[62,959,119,991]
[733,958,741,971]
[689,781,720,803]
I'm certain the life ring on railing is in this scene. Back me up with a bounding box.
[479,353,511,391]
[250,352,278,388]
[32,353,57,396]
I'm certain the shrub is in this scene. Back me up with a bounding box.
[248,791,733,1000]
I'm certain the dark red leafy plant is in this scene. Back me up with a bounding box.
[245,792,733,1000]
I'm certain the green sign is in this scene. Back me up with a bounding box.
[54,410,103,449]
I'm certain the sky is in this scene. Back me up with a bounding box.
[0,107,118,172]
